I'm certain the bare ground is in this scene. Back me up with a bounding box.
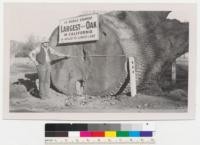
[9,57,188,113]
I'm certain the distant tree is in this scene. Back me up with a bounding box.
[15,35,40,57]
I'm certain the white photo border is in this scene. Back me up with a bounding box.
[3,3,197,120]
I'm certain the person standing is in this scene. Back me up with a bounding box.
[29,41,69,99]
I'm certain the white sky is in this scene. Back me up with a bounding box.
[4,3,193,42]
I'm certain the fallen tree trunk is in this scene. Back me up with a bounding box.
[48,11,188,96]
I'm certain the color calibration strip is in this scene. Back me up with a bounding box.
[45,123,154,136]
[45,123,155,144]
[46,130,153,137]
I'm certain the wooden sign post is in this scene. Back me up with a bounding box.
[129,57,137,97]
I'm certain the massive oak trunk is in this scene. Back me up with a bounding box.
[48,11,189,96]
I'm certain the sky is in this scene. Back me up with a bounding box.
[4,3,193,42]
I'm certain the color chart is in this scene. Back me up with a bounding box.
[45,123,156,144]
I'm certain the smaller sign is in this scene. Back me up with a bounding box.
[59,14,99,44]
[129,57,137,97]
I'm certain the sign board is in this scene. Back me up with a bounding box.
[59,14,99,43]
[129,57,137,97]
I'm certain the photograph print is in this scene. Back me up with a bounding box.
[4,3,196,120]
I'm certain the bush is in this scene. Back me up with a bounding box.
[15,35,40,57]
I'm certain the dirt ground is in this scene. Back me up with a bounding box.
[9,57,188,113]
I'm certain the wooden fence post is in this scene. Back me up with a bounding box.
[172,61,176,84]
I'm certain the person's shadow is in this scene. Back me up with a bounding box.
[12,73,40,98]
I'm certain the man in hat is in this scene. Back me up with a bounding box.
[29,41,69,99]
